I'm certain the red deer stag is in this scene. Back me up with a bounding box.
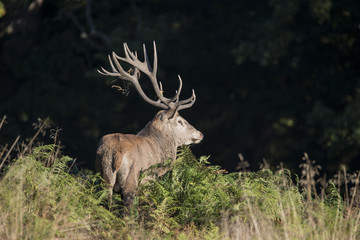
[95,42,203,206]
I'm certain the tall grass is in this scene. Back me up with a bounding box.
[1,116,360,239]
[0,117,123,239]
[135,147,360,239]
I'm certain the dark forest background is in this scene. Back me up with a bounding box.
[1,0,360,174]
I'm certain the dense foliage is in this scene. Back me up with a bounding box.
[0,119,359,239]
[1,0,360,174]
[136,147,302,229]
[1,139,359,239]
[0,145,122,239]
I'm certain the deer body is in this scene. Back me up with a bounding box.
[96,110,203,204]
[96,42,203,205]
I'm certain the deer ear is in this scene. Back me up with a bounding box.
[158,112,165,121]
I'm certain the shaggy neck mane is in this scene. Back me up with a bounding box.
[137,121,177,161]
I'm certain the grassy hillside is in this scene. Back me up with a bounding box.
[0,118,359,239]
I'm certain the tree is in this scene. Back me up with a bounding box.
[1,0,360,173]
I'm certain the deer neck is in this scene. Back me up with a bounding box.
[137,123,177,162]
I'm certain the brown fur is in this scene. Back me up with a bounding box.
[95,110,203,206]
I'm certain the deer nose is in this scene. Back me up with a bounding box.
[199,132,204,139]
[196,131,203,140]
[191,131,203,144]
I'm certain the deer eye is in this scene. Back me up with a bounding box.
[177,120,184,126]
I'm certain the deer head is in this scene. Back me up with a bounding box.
[98,42,202,146]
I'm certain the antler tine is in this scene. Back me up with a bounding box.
[98,55,118,76]
[170,75,183,102]
[153,41,158,75]
[114,43,138,68]
[108,54,120,73]
[124,42,136,60]
[123,43,132,61]
[110,52,131,80]
[159,81,163,94]
[177,89,196,111]
[143,44,153,72]
[98,66,120,77]
[97,66,108,75]
[115,43,153,78]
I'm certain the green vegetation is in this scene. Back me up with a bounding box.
[0,1,5,18]
[0,146,123,239]
[1,121,359,239]
[135,147,360,239]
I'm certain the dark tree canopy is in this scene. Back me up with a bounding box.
[1,0,360,173]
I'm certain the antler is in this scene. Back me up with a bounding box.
[98,41,196,111]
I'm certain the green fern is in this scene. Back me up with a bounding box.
[0,144,122,239]
[136,146,305,233]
